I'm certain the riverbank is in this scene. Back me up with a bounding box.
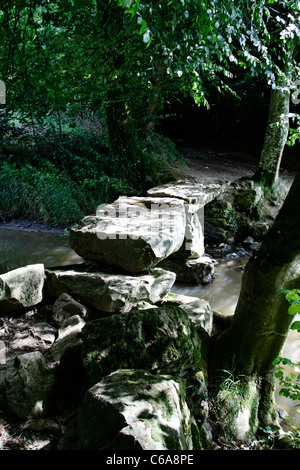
[0,220,66,234]
[174,144,297,185]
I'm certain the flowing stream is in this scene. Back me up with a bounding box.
[0,228,299,429]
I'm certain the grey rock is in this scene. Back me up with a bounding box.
[0,340,6,364]
[147,178,230,258]
[69,196,186,273]
[234,184,263,213]
[10,322,56,352]
[147,178,230,206]
[45,267,176,313]
[0,351,54,419]
[164,293,213,335]
[52,293,89,324]
[0,264,45,313]
[49,315,86,362]
[62,369,193,450]
[81,304,203,384]
[158,256,215,285]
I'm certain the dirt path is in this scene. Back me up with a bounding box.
[174,145,297,184]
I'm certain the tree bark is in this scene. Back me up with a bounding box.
[253,86,290,188]
[105,89,150,188]
[209,170,300,436]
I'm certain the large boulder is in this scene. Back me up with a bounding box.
[59,369,194,450]
[82,304,204,385]
[0,351,54,419]
[147,178,230,258]
[0,264,45,313]
[45,267,176,314]
[69,196,186,273]
[164,293,213,335]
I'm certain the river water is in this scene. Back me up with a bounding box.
[0,227,299,429]
[0,228,82,274]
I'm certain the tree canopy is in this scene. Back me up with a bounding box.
[1,0,299,129]
[0,0,299,214]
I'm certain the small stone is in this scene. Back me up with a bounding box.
[49,315,86,362]
[52,293,89,324]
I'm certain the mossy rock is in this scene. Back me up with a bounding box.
[234,186,263,215]
[58,369,194,450]
[81,305,204,386]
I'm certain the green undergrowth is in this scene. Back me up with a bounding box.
[0,160,133,227]
[0,119,180,227]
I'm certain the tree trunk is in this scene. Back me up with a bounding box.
[253,86,290,188]
[209,170,300,439]
[146,63,166,134]
[105,90,150,189]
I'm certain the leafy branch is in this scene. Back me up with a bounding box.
[273,289,300,419]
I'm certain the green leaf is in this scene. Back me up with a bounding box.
[288,303,300,316]
[282,358,294,366]
[272,357,282,366]
[291,321,300,332]
[280,388,292,398]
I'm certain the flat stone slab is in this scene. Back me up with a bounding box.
[69,196,186,273]
[147,179,230,259]
[45,267,176,313]
[147,178,230,207]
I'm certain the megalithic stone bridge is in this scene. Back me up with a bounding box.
[69,178,229,276]
[147,178,230,259]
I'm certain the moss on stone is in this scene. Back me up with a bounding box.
[81,304,205,387]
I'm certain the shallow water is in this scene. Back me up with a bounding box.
[0,228,299,429]
[0,228,82,274]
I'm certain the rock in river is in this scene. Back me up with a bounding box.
[147,178,230,258]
